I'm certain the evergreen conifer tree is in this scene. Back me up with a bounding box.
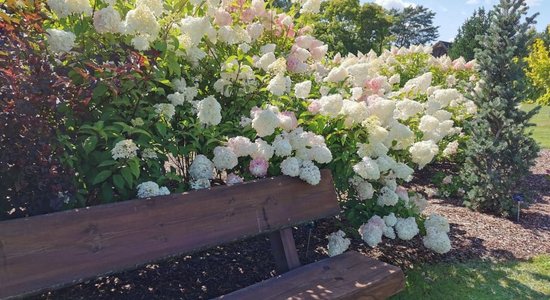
[461,0,540,216]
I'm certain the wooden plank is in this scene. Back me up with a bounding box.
[0,169,339,299]
[269,227,301,273]
[217,251,405,300]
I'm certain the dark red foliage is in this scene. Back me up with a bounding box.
[0,5,79,220]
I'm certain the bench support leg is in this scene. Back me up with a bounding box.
[269,227,301,273]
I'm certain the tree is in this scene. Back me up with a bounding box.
[448,8,491,60]
[524,38,550,105]
[460,0,540,216]
[314,0,393,54]
[390,5,439,47]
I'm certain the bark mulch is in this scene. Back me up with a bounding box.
[32,151,550,300]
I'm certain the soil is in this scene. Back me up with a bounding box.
[31,151,550,300]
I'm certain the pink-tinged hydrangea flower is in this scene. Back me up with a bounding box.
[249,158,269,177]
[308,101,321,114]
[226,173,244,186]
[214,9,232,26]
[278,111,298,131]
[358,215,386,247]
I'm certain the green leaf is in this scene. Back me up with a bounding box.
[98,160,118,167]
[92,170,112,185]
[128,159,140,178]
[101,183,114,203]
[82,136,98,155]
[121,167,133,186]
[113,174,125,191]
[93,84,109,99]
[156,122,167,137]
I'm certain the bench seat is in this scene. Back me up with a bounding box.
[218,251,405,300]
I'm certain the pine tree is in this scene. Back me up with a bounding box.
[390,5,439,47]
[448,8,491,60]
[460,0,540,216]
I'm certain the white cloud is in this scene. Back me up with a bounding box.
[466,0,480,4]
[374,0,414,11]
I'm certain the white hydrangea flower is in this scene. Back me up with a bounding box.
[368,99,395,125]
[353,157,380,180]
[137,181,170,198]
[46,29,76,54]
[136,0,164,17]
[47,0,92,18]
[154,103,175,120]
[212,146,238,170]
[111,139,139,160]
[299,160,321,185]
[377,186,399,206]
[353,178,374,200]
[358,215,385,247]
[327,230,351,257]
[256,52,276,71]
[141,148,158,159]
[189,154,215,180]
[93,6,123,34]
[267,74,287,96]
[167,92,186,106]
[341,100,368,126]
[395,99,424,120]
[252,109,279,137]
[375,155,396,172]
[311,145,332,164]
[300,0,323,14]
[424,214,450,233]
[357,142,388,159]
[273,136,293,157]
[403,72,432,95]
[131,35,151,51]
[409,140,439,169]
[196,96,222,125]
[281,157,302,177]
[124,5,160,38]
[190,178,211,190]
[319,94,343,117]
[423,230,451,254]
[227,136,255,157]
[251,139,274,160]
[179,16,209,45]
[324,66,348,82]
[383,226,396,239]
[392,162,414,182]
[429,88,461,108]
[383,213,397,227]
[395,217,419,240]
[294,80,312,99]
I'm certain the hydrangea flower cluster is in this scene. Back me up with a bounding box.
[327,230,351,257]
[43,0,478,254]
[111,139,139,160]
[136,181,170,198]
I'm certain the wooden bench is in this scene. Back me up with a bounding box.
[0,169,404,299]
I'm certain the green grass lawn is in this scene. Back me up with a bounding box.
[391,255,550,300]
[522,103,550,149]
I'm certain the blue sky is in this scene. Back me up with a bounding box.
[363,0,550,42]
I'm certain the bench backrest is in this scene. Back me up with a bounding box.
[0,169,339,299]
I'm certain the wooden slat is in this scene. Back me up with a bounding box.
[269,227,301,272]
[0,169,339,299]
[217,251,405,300]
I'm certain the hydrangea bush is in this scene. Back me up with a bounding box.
[7,0,478,253]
